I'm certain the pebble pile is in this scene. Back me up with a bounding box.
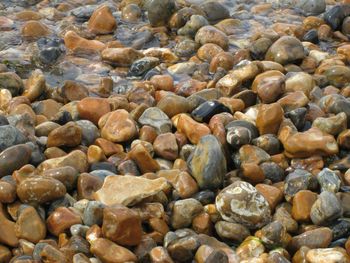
[1,0,350,262]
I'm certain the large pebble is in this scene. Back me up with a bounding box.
[188,135,226,190]
[139,107,172,134]
[94,175,168,206]
[0,144,31,177]
[216,181,271,229]
[265,36,305,65]
[310,191,343,225]
[195,26,229,50]
[17,177,66,204]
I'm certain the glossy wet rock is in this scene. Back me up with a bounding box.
[17,177,66,204]
[265,36,305,65]
[0,144,31,177]
[47,122,82,148]
[310,191,343,225]
[216,181,271,229]
[88,5,116,34]
[195,26,229,50]
[188,135,226,190]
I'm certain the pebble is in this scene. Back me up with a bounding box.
[0,144,32,177]
[171,198,203,229]
[17,176,66,204]
[265,36,305,65]
[195,26,229,50]
[102,204,142,246]
[296,0,326,15]
[306,247,350,263]
[88,5,116,34]
[216,181,271,229]
[100,109,138,143]
[310,191,343,225]
[90,238,137,263]
[215,221,250,243]
[138,107,172,134]
[47,122,82,148]
[188,135,226,189]
[145,0,175,27]
[256,103,284,135]
[289,227,333,252]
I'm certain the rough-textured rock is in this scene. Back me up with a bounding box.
[216,181,271,229]
[94,175,168,206]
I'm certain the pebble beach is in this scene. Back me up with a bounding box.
[1,0,350,262]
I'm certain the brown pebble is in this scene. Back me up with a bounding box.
[47,207,82,236]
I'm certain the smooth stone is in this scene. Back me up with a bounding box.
[273,206,298,233]
[102,204,142,246]
[216,181,271,229]
[260,221,289,249]
[47,207,82,237]
[77,173,103,200]
[285,72,315,97]
[0,203,19,247]
[226,126,253,150]
[171,198,203,229]
[238,145,271,165]
[215,221,250,243]
[138,107,172,134]
[0,72,24,97]
[101,48,144,66]
[88,5,116,34]
[289,227,333,252]
[145,0,175,27]
[199,1,229,21]
[64,31,106,52]
[0,181,16,203]
[188,135,226,190]
[42,166,78,191]
[76,120,100,146]
[310,191,343,225]
[252,70,285,103]
[312,112,347,136]
[94,175,168,206]
[323,5,348,30]
[285,107,307,131]
[47,122,82,148]
[291,190,318,222]
[17,177,66,204]
[265,36,305,65]
[128,144,160,173]
[306,247,350,263]
[191,101,230,123]
[21,21,50,38]
[281,127,339,158]
[14,206,46,243]
[122,4,141,22]
[128,57,160,77]
[324,66,350,88]
[255,184,283,210]
[0,144,32,177]
[256,103,284,135]
[174,113,211,144]
[90,238,137,263]
[22,69,45,102]
[167,235,201,262]
[296,0,326,15]
[178,15,209,37]
[153,133,178,160]
[37,150,88,173]
[35,122,60,137]
[195,25,229,50]
[100,110,138,143]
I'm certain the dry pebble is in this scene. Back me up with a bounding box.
[1,0,350,262]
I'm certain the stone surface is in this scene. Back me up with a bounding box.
[188,135,226,190]
[94,175,168,206]
[102,205,142,246]
[100,110,138,143]
[310,191,343,225]
[88,5,116,34]
[216,181,271,229]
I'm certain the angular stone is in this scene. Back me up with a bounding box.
[317,168,341,193]
[139,107,172,134]
[310,191,343,225]
[256,103,284,135]
[171,198,203,229]
[284,169,312,201]
[216,181,271,229]
[102,205,142,246]
[15,206,46,243]
[188,135,226,190]
[94,175,168,206]
[37,150,88,173]
[312,112,347,136]
[128,144,160,173]
[291,190,317,222]
[0,125,27,152]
